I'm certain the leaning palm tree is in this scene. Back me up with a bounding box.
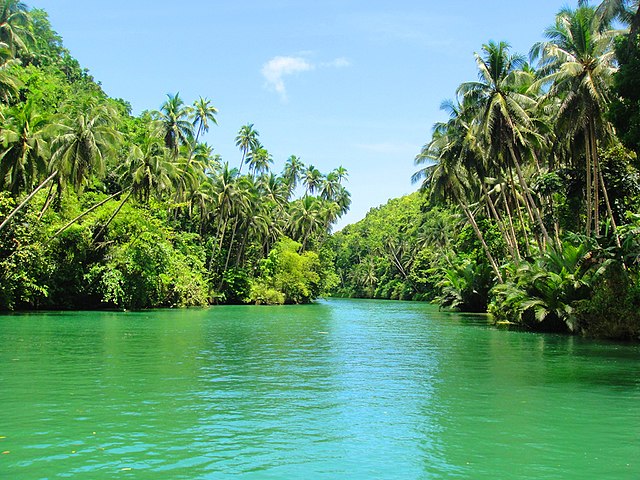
[1,102,120,232]
[532,6,620,238]
[413,119,504,283]
[458,40,552,248]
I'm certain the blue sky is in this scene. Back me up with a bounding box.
[30,0,570,229]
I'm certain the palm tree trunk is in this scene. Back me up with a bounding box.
[459,200,503,284]
[507,167,532,256]
[209,215,229,272]
[589,122,600,235]
[590,121,620,247]
[584,126,593,237]
[598,167,621,247]
[92,190,132,243]
[500,188,522,260]
[37,182,57,221]
[481,182,519,261]
[222,216,240,273]
[52,189,126,239]
[0,170,58,232]
[238,149,246,174]
[508,145,552,249]
[235,222,250,267]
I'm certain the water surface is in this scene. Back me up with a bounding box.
[1,299,638,479]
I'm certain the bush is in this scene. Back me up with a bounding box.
[574,265,640,341]
[247,281,285,305]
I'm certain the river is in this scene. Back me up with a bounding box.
[0,299,638,479]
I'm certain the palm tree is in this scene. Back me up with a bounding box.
[320,171,340,201]
[53,123,162,240]
[289,195,323,250]
[191,96,218,144]
[282,154,304,196]
[0,0,32,57]
[302,164,322,195]
[247,146,272,176]
[580,0,638,40]
[157,93,193,156]
[333,166,348,184]
[235,124,259,174]
[0,100,48,196]
[413,119,504,283]
[0,43,20,101]
[1,102,121,231]
[532,6,619,238]
[122,132,175,203]
[49,103,120,191]
[208,163,238,271]
[334,185,351,217]
[458,40,551,247]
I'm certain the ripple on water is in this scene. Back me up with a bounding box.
[0,300,639,479]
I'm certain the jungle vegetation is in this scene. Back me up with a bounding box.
[332,0,640,340]
[0,0,349,309]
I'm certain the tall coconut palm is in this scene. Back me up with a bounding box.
[580,0,638,37]
[122,132,175,203]
[302,164,322,195]
[289,195,322,250]
[157,93,193,157]
[333,166,348,184]
[413,118,504,283]
[532,6,620,237]
[247,146,272,176]
[334,185,352,217]
[235,123,259,174]
[282,154,304,196]
[191,96,218,144]
[458,40,551,247]
[320,171,340,201]
[49,103,120,191]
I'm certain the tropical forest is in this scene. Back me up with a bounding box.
[1,0,640,342]
[2,1,640,478]
[332,1,640,341]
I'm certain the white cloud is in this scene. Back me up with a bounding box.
[261,55,350,101]
[261,56,314,101]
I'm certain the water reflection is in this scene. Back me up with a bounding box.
[0,301,638,479]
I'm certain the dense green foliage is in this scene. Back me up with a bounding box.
[0,1,349,309]
[332,0,640,340]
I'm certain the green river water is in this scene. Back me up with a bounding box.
[0,299,639,479]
